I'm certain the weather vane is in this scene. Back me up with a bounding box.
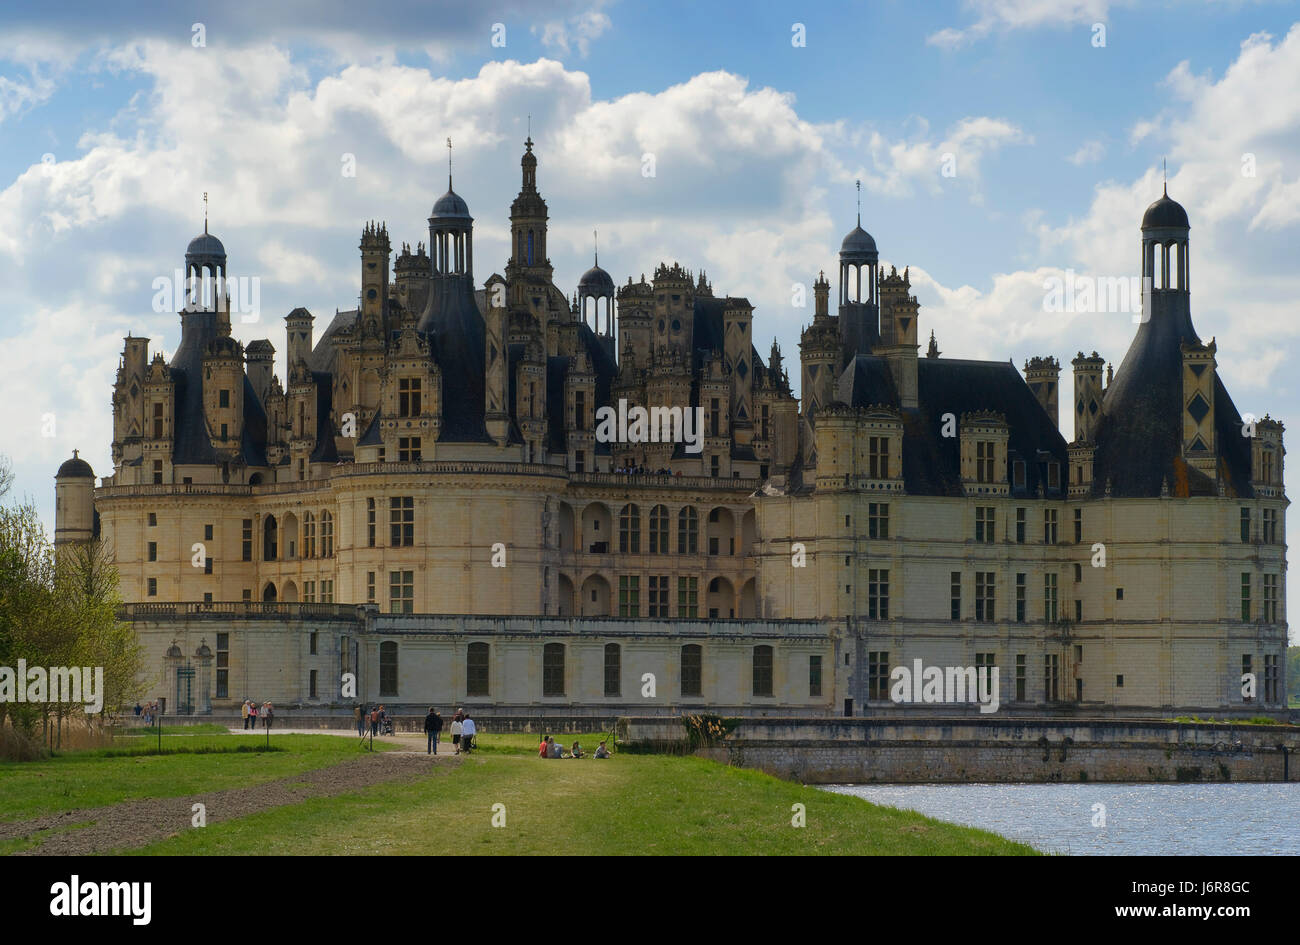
[594,228,598,266]
[203,191,208,233]
[447,137,453,186]
[856,179,861,226]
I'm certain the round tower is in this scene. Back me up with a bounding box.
[54,450,96,546]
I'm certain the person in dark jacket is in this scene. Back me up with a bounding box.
[424,707,444,754]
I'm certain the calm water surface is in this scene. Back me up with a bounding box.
[821,783,1300,855]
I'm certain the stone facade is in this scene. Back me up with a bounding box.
[53,166,1288,718]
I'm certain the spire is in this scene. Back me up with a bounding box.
[594,228,598,267]
[203,191,208,234]
[1162,156,1167,196]
[447,137,453,191]
[926,329,940,359]
[855,179,861,227]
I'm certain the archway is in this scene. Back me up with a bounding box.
[580,573,612,617]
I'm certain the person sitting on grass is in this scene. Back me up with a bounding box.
[594,741,611,759]
[539,735,550,758]
[570,741,583,758]
[548,738,563,759]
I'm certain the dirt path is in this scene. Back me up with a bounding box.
[3,749,458,855]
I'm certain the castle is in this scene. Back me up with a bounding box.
[54,140,1289,720]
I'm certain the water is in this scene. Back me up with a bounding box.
[821,782,1300,855]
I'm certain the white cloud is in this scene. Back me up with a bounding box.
[1067,140,1105,164]
[929,0,1112,47]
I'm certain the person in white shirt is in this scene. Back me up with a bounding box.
[451,717,463,753]
[460,714,477,753]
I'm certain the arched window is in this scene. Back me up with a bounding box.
[649,505,669,554]
[543,642,566,697]
[603,643,621,697]
[619,503,641,554]
[467,642,490,697]
[753,645,774,697]
[379,641,398,697]
[262,581,277,602]
[302,512,315,558]
[677,506,698,555]
[320,511,333,557]
[263,515,278,561]
[527,230,534,266]
[681,644,702,698]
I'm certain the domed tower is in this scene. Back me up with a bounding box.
[581,254,617,345]
[427,181,473,287]
[185,224,227,316]
[54,450,96,547]
[838,210,880,361]
[1140,183,1190,320]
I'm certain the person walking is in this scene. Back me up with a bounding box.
[241,700,251,730]
[460,713,476,753]
[423,707,442,754]
[263,702,274,730]
[354,703,365,738]
[248,701,258,730]
[370,706,379,737]
[450,715,463,754]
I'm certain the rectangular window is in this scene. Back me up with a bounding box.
[389,570,414,614]
[681,645,702,698]
[367,498,376,547]
[1015,655,1026,701]
[1263,574,1278,623]
[390,496,414,547]
[752,646,774,697]
[1073,508,1082,543]
[309,669,318,700]
[649,575,669,618]
[242,588,252,602]
[574,450,585,473]
[219,388,230,408]
[975,652,996,690]
[574,390,586,431]
[710,399,721,437]
[215,633,229,699]
[379,641,398,697]
[153,402,164,438]
[542,643,566,697]
[147,577,157,597]
[604,643,621,697]
[320,579,333,604]
[975,506,995,543]
[1116,674,1124,688]
[467,644,490,697]
[204,555,213,575]
[153,460,163,485]
[147,541,157,562]
[868,502,889,539]
[1044,654,1060,701]
[1013,460,1026,489]
[618,575,640,617]
[1015,573,1026,622]
[309,631,318,655]
[242,519,252,561]
[975,572,995,621]
[148,512,157,527]
[1074,599,1082,622]
[976,441,994,482]
[950,572,961,620]
[398,377,422,417]
[677,577,698,618]
[1043,508,1058,544]
[809,655,823,697]
[1241,573,1252,622]
[1048,463,1060,490]
[1241,507,1251,542]
[867,436,890,480]
[1264,508,1279,543]
[710,455,720,478]
[1015,507,1026,543]
[1265,654,1279,703]
[204,523,213,541]
[366,572,375,603]
[1044,573,1058,622]
[398,436,422,462]
[868,651,890,701]
[868,568,889,619]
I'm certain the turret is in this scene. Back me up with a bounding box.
[1024,355,1061,427]
[54,451,96,547]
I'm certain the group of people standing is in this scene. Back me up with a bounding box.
[240,700,274,729]
[354,704,391,738]
[132,701,160,726]
[449,709,476,754]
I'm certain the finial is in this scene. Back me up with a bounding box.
[447,137,453,189]
[203,191,208,234]
[594,228,598,266]
[1162,157,1167,196]
[856,179,861,226]
[73,448,79,459]
[525,114,534,153]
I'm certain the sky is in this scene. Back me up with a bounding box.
[1,0,1298,633]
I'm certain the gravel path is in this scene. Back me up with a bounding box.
[3,750,456,855]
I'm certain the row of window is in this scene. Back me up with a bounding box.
[374,641,818,700]
[865,650,1282,703]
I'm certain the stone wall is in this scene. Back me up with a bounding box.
[619,716,1300,783]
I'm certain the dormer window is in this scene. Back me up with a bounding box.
[398,377,422,417]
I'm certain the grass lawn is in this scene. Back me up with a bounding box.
[0,731,387,823]
[125,732,1036,855]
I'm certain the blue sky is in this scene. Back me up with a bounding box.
[1,0,1298,631]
